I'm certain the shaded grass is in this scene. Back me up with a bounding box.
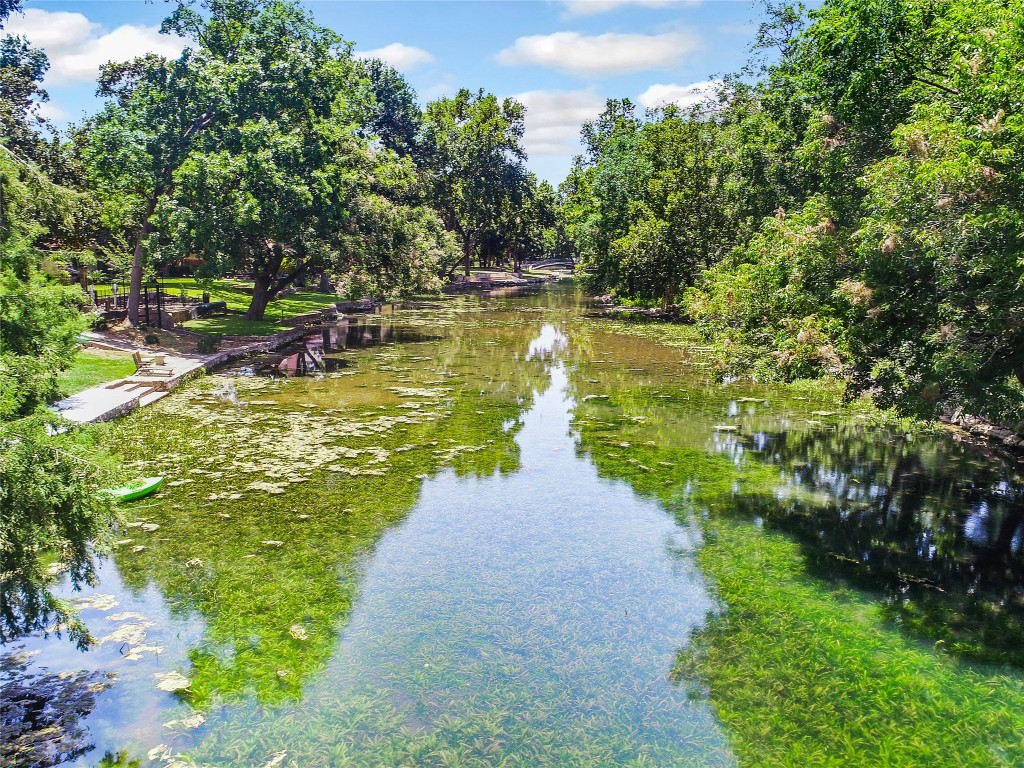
[182,315,292,337]
[57,350,135,395]
[162,277,338,315]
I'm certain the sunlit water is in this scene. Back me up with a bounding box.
[8,286,1024,767]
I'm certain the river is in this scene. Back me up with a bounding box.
[7,285,1024,767]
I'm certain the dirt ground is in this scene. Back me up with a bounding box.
[100,320,276,355]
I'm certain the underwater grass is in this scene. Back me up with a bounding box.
[681,517,1024,767]
[70,307,741,767]
[588,317,928,434]
[20,286,1024,768]
[565,347,1024,767]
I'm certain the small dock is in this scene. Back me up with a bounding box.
[51,315,337,424]
[52,348,207,423]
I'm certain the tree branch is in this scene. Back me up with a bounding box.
[911,75,960,97]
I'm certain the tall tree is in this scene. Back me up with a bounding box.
[87,0,337,324]
[421,88,527,276]
[0,134,119,651]
[358,58,423,161]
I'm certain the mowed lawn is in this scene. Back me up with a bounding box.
[160,278,338,336]
[58,349,136,395]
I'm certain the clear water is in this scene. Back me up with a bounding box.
[8,286,1024,767]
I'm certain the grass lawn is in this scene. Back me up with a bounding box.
[161,277,337,337]
[58,349,136,395]
[184,315,293,337]
[161,278,337,316]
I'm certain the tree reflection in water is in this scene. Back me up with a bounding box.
[716,426,1024,666]
[0,649,113,768]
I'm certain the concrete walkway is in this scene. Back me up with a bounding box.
[52,313,336,424]
[53,342,208,423]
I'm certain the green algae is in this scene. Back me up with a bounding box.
[680,519,1024,767]
[11,286,1024,768]
[98,334,543,712]
[564,332,1024,766]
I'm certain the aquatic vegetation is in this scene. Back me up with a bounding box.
[566,340,1024,765]
[15,286,1024,767]
[680,519,1024,767]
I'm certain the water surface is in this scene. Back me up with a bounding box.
[8,286,1024,767]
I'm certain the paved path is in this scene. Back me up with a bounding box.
[52,342,208,423]
[52,316,333,423]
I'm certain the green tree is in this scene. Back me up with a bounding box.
[422,88,528,276]
[849,0,1024,419]
[86,0,339,324]
[0,142,118,651]
[0,32,48,161]
[560,99,643,295]
[358,57,423,160]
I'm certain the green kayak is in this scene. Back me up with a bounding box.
[104,476,164,503]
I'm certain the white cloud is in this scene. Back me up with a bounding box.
[497,31,702,77]
[35,101,67,122]
[515,88,605,157]
[420,81,458,102]
[561,0,683,17]
[637,79,721,109]
[356,42,435,71]
[4,9,186,85]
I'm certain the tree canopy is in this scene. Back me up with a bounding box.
[562,0,1024,424]
[1,13,118,647]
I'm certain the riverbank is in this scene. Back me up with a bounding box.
[591,311,1024,460]
[52,312,335,423]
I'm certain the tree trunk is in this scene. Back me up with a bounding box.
[318,271,332,293]
[463,233,473,277]
[246,273,273,321]
[127,195,158,326]
[245,249,308,321]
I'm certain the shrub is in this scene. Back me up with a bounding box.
[196,333,223,354]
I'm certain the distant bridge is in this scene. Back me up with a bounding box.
[526,258,575,271]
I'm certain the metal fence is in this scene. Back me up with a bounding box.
[85,284,177,328]
[87,284,128,308]
[86,283,201,307]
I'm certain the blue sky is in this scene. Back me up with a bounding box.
[7,0,770,184]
